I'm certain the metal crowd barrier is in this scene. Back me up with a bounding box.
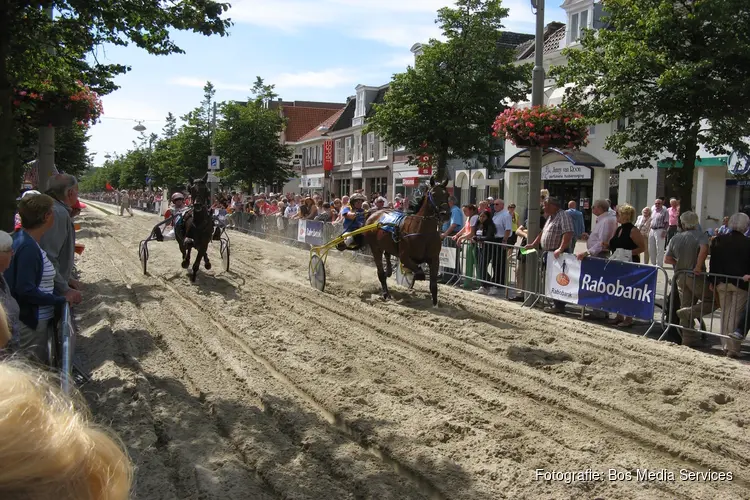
[60,303,74,394]
[660,270,750,355]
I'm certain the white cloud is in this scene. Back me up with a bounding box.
[384,53,416,69]
[273,68,358,89]
[168,76,249,92]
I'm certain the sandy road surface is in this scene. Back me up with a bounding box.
[75,201,750,499]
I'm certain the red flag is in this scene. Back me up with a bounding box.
[106,182,113,191]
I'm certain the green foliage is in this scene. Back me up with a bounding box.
[365,0,531,178]
[552,0,750,208]
[79,79,294,194]
[216,78,293,190]
[0,0,232,230]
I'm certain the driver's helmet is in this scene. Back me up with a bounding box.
[171,192,185,202]
[350,193,366,203]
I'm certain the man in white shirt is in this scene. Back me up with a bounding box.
[648,198,669,265]
[491,199,512,291]
[284,195,300,218]
[577,199,618,260]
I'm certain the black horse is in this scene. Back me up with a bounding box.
[176,174,214,282]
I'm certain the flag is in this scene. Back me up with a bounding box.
[106,182,113,191]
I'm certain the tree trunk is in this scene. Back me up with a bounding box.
[0,0,19,232]
[677,133,700,213]
[436,145,449,182]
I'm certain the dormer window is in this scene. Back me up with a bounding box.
[355,90,365,118]
[569,9,589,43]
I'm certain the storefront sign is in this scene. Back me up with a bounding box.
[403,177,419,187]
[323,140,334,171]
[541,164,591,180]
[352,169,363,179]
[418,165,433,176]
[545,253,657,320]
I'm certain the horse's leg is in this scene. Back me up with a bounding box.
[203,240,212,270]
[191,245,205,283]
[384,252,393,278]
[429,256,440,307]
[399,250,425,280]
[372,245,390,300]
[184,238,193,270]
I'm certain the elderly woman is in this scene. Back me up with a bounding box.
[635,206,652,264]
[4,195,78,365]
[709,212,750,357]
[0,232,20,350]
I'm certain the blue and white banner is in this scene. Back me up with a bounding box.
[545,253,658,320]
[297,219,326,246]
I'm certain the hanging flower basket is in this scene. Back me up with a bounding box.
[492,105,589,150]
[12,81,104,128]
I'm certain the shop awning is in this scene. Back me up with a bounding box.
[501,148,606,169]
[657,156,728,169]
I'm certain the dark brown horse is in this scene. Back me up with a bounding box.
[175,174,214,282]
[364,177,450,306]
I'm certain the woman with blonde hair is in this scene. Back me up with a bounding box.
[0,358,132,499]
[606,203,646,327]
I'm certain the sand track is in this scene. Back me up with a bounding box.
[76,202,750,499]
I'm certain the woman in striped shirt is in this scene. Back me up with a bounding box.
[4,194,77,365]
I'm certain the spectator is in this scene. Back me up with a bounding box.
[0,304,9,349]
[5,194,79,365]
[41,174,81,301]
[508,204,519,244]
[709,212,750,357]
[566,200,585,253]
[489,199,512,294]
[315,202,335,222]
[648,198,669,266]
[525,197,574,314]
[473,210,497,290]
[666,198,680,245]
[577,200,617,260]
[664,211,714,347]
[441,196,463,239]
[635,207,652,263]
[454,204,478,290]
[606,204,646,327]
[0,360,133,499]
[715,216,731,237]
[0,232,20,350]
[374,196,387,212]
[118,189,133,217]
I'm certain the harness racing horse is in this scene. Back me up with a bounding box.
[364,177,450,306]
[176,174,214,282]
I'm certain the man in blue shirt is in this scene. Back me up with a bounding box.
[441,196,464,239]
[338,193,367,250]
[566,200,585,253]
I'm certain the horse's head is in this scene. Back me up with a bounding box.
[426,176,450,220]
[187,174,210,209]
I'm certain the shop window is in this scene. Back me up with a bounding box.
[335,139,343,165]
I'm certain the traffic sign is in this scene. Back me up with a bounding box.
[208,155,220,171]
[206,172,220,183]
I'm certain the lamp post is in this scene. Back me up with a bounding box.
[524,0,546,296]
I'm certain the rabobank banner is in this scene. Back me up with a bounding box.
[304,220,325,246]
[545,253,658,320]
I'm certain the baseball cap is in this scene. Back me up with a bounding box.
[17,189,41,200]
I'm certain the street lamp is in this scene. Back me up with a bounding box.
[524,0,546,297]
[133,121,147,132]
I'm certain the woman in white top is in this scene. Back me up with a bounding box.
[635,206,652,264]
[454,204,479,290]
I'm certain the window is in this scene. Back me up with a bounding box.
[317,145,322,165]
[579,10,588,34]
[355,90,365,117]
[395,144,406,152]
[616,117,628,131]
[335,139,343,165]
[340,178,351,197]
[353,134,362,162]
[302,148,308,168]
[367,133,375,161]
[569,13,579,43]
[379,138,388,160]
[371,177,388,196]
[345,137,353,163]
[589,125,596,137]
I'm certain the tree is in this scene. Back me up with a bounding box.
[0,0,232,230]
[365,0,531,179]
[552,0,750,209]
[216,78,293,190]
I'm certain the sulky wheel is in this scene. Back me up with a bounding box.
[309,254,326,292]
[221,238,230,272]
[396,262,415,290]
[139,241,149,275]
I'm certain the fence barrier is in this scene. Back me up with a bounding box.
[84,197,687,344]
[60,303,75,394]
[660,270,750,355]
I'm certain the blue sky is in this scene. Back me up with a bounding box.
[89,0,565,166]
